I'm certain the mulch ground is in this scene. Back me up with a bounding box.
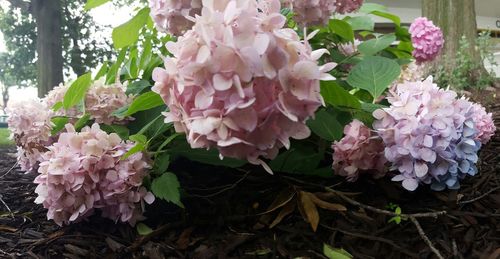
[0,104,499,258]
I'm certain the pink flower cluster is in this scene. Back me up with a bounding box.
[44,80,133,125]
[152,0,335,169]
[409,17,444,63]
[471,103,496,144]
[149,0,202,36]
[334,0,363,14]
[372,78,486,191]
[287,0,337,26]
[338,39,361,57]
[34,124,154,226]
[6,99,54,171]
[332,120,386,181]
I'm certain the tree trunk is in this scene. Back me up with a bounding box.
[32,0,63,98]
[422,0,482,72]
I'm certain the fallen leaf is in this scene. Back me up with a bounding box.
[270,200,296,228]
[298,191,320,232]
[310,194,347,211]
[176,227,194,250]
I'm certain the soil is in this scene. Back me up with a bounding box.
[0,103,499,258]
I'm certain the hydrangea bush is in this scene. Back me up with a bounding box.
[7,0,495,227]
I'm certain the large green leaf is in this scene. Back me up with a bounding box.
[347,16,374,31]
[270,146,322,173]
[307,109,343,141]
[329,19,354,42]
[371,11,401,26]
[63,73,92,110]
[84,0,110,11]
[151,172,183,208]
[169,140,246,168]
[320,81,360,109]
[122,91,165,117]
[358,34,396,56]
[112,8,150,49]
[347,56,400,99]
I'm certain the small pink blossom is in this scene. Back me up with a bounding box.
[152,0,335,169]
[289,0,336,26]
[34,124,154,226]
[338,39,361,56]
[471,103,495,144]
[334,0,363,14]
[409,17,444,63]
[332,120,386,181]
[149,0,202,36]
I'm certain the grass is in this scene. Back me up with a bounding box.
[0,128,14,147]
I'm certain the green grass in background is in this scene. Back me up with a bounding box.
[0,128,14,147]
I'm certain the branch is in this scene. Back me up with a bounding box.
[409,216,445,259]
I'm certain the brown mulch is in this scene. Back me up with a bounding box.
[0,106,499,258]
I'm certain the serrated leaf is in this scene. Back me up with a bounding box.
[123,91,164,117]
[323,244,353,259]
[347,16,374,31]
[347,56,401,99]
[136,223,153,236]
[359,3,387,13]
[307,109,343,141]
[84,0,110,10]
[320,81,361,109]
[329,19,354,41]
[151,172,183,207]
[51,117,69,136]
[126,80,151,95]
[358,34,396,56]
[63,73,92,110]
[112,8,150,49]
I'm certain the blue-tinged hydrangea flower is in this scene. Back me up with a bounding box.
[373,78,481,191]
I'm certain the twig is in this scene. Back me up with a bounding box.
[409,216,444,259]
[127,221,184,252]
[458,186,500,205]
[321,224,419,258]
[0,161,19,179]
[325,187,446,219]
[0,194,14,219]
[188,170,251,198]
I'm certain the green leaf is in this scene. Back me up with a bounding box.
[112,7,150,49]
[95,61,109,80]
[136,223,153,236]
[320,81,361,109]
[154,152,170,173]
[359,3,387,13]
[371,11,401,27]
[347,56,401,99]
[84,0,110,11]
[52,102,63,112]
[100,124,130,140]
[358,34,396,56]
[106,48,127,84]
[130,134,147,144]
[51,117,69,136]
[156,133,181,154]
[151,172,183,207]
[323,244,353,259]
[63,73,92,110]
[347,16,374,31]
[270,147,322,173]
[121,142,146,160]
[361,102,385,113]
[395,207,401,215]
[126,80,151,95]
[169,140,246,168]
[307,109,343,141]
[123,91,164,117]
[74,113,91,131]
[329,19,354,41]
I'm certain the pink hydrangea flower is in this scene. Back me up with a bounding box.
[373,78,479,191]
[44,80,133,125]
[471,103,495,144]
[332,119,386,181]
[334,0,363,14]
[149,0,202,36]
[152,0,335,170]
[409,17,444,63]
[338,39,361,56]
[6,99,54,171]
[288,0,336,26]
[34,124,154,226]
